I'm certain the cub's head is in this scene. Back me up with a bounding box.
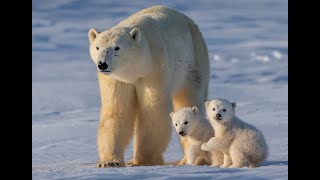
[170,106,200,137]
[205,99,236,124]
[88,27,152,83]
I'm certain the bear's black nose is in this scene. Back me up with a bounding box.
[98,61,108,70]
[216,114,221,118]
[179,131,185,135]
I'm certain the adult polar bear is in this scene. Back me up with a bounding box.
[88,6,209,167]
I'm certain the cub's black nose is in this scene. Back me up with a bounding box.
[179,131,184,135]
[98,61,108,70]
[216,114,221,118]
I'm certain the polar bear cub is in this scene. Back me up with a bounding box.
[170,106,224,166]
[201,99,268,168]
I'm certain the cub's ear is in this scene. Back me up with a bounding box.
[191,106,199,113]
[130,28,141,42]
[205,101,210,108]
[88,28,99,43]
[170,112,174,118]
[231,102,236,109]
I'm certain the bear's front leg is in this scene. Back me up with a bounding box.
[177,137,188,165]
[210,150,224,167]
[186,146,199,165]
[133,79,172,166]
[220,153,233,168]
[202,137,231,152]
[96,74,136,168]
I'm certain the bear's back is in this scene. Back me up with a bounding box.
[117,6,195,29]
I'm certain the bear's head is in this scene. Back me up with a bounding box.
[205,99,236,124]
[88,27,152,83]
[170,106,200,137]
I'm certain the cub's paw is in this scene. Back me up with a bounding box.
[220,164,231,168]
[229,165,243,168]
[129,163,153,167]
[96,161,124,168]
[201,144,208,151]
[126,159,134,166]
[210,163,223,167]
[177,158,187,166]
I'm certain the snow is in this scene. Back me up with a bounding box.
[32,0,288,179]
[272,51,283,60]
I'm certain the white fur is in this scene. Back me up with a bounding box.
[170,106,224,166]
[88,6,210,167]
[201,99,268,168]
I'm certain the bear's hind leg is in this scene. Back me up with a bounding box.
[133,107,171,165]
[133,82,172,166]
[229,150,246,168]
[248,156,263,168]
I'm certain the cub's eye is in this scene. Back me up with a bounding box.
[212,108,215,111]
[184,122,188,125]
[175,124,177,126]
[223,109,226,112]
[114,47,120,51]
[96,47,99,50]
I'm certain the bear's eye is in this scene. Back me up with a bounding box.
[212,108,215,111]
[114,47,120,51]
[96,47,99,50]
[175,124,177,126]
[223,109,226,112]
[184,121,188,125]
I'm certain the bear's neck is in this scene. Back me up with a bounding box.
[213,117,236,137]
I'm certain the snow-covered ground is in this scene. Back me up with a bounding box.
[32,0,288,179]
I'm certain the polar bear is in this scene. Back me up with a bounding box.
[170,106,224,166]
[88,6,209,167]
[201,99,268,168]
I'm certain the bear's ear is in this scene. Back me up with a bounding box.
[231,102,236,109]
[191,106,199,113]
[88,28,99,43]
[170,112,174,119]
[205,101,210,108]
[130,28,141,42]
